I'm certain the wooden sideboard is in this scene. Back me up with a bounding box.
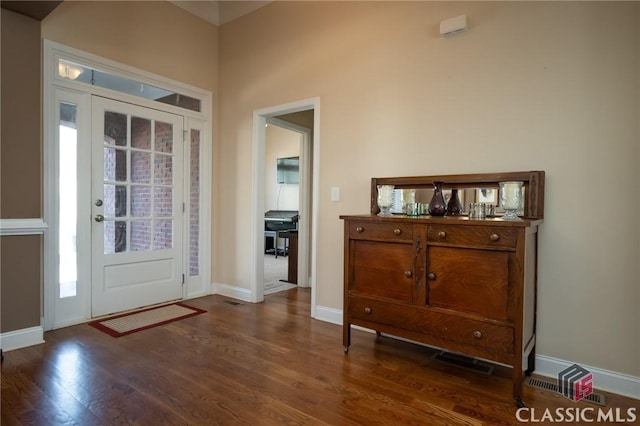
[341,171,544,406]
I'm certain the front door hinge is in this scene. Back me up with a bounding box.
[183,202,185,213]
[183,130,188,142]
[182,273,185,285]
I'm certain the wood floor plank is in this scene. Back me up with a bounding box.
[2,288,638,425]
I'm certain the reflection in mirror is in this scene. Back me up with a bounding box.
[397,187,525,217]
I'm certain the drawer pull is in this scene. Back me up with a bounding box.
[489,233,500,241]
[438,231,447,239]
[364,307,372,315]
[472,330,483,339]
[405,270,413,277]
[427,273,436,280]
[393,228,402,235]
[355,226,364,233]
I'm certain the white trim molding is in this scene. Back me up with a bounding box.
[534,354,640,400]
[0,326,45,352]
[0,218,48,236]
[211,282,252,302]
[313,304,342,325]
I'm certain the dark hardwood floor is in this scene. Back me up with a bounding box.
[2,289,637,425]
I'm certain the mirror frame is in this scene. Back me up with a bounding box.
[371,171,545,219]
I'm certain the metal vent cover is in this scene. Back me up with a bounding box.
[525,377,607,406]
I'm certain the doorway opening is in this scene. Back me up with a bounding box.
[251,98,319,317]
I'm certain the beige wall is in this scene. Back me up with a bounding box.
[1,10,43,333]
[1,9,41,219]
[219,2,639,376]
[42,1,218,93]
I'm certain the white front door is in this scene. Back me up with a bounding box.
[91,97,184,317]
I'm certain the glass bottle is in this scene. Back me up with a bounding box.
[446,188,463,216]
[428,181,446,216]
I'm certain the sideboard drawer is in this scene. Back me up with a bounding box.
[427,225,517,249]
[348,296,514,354]
[348,221,413,242]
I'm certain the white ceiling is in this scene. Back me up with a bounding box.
[169,1,271,26]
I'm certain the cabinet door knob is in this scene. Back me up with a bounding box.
[489,233,500,241]
[405,270,413,277]
[427,273,436,280]
[472,330,483,339]
[438,231,446,239]
[355,226,364,233]
[393,228,402,235]
[364,307,372,314]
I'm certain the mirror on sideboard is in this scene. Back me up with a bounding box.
[371,171,545,219]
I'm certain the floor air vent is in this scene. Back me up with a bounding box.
[432,351,494,375]
[525,377,607,406]
[221,300,242,306]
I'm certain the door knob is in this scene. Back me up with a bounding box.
[95,199,103,207]
[94,214,104,223]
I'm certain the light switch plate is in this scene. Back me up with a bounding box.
[331,186,340,202]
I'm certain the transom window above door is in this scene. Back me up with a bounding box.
[58,58,202,112]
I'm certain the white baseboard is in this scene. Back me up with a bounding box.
[210,282,252,302]
[534,354,640,400]
[0,326,44,351]
[313,304,342,325]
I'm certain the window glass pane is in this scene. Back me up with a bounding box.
[131,116,151,149]
[154,154,173,185]
[59,103,78,298]
[131,220,152,252]
[155,121,173,153]
[131,151,151,183]
[189,129,200,276]
[58,58,202,112]
[154,220,173,249]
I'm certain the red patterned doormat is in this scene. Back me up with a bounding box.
[88,302,206,337]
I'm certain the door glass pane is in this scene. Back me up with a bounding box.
[104,111,127,146]
[155,121,173,153]
[131,220,152,252]
[154,187,173,217]
[59,102,78,298]
[104,221,127,254]
[154,220,173,249]
[189,129,200,276]
[131,185,151,217]
[104,148,127,181]
[104,184,127,218]
[154,154,173,185]
[131,116,151,149]
[131,151,151,183]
